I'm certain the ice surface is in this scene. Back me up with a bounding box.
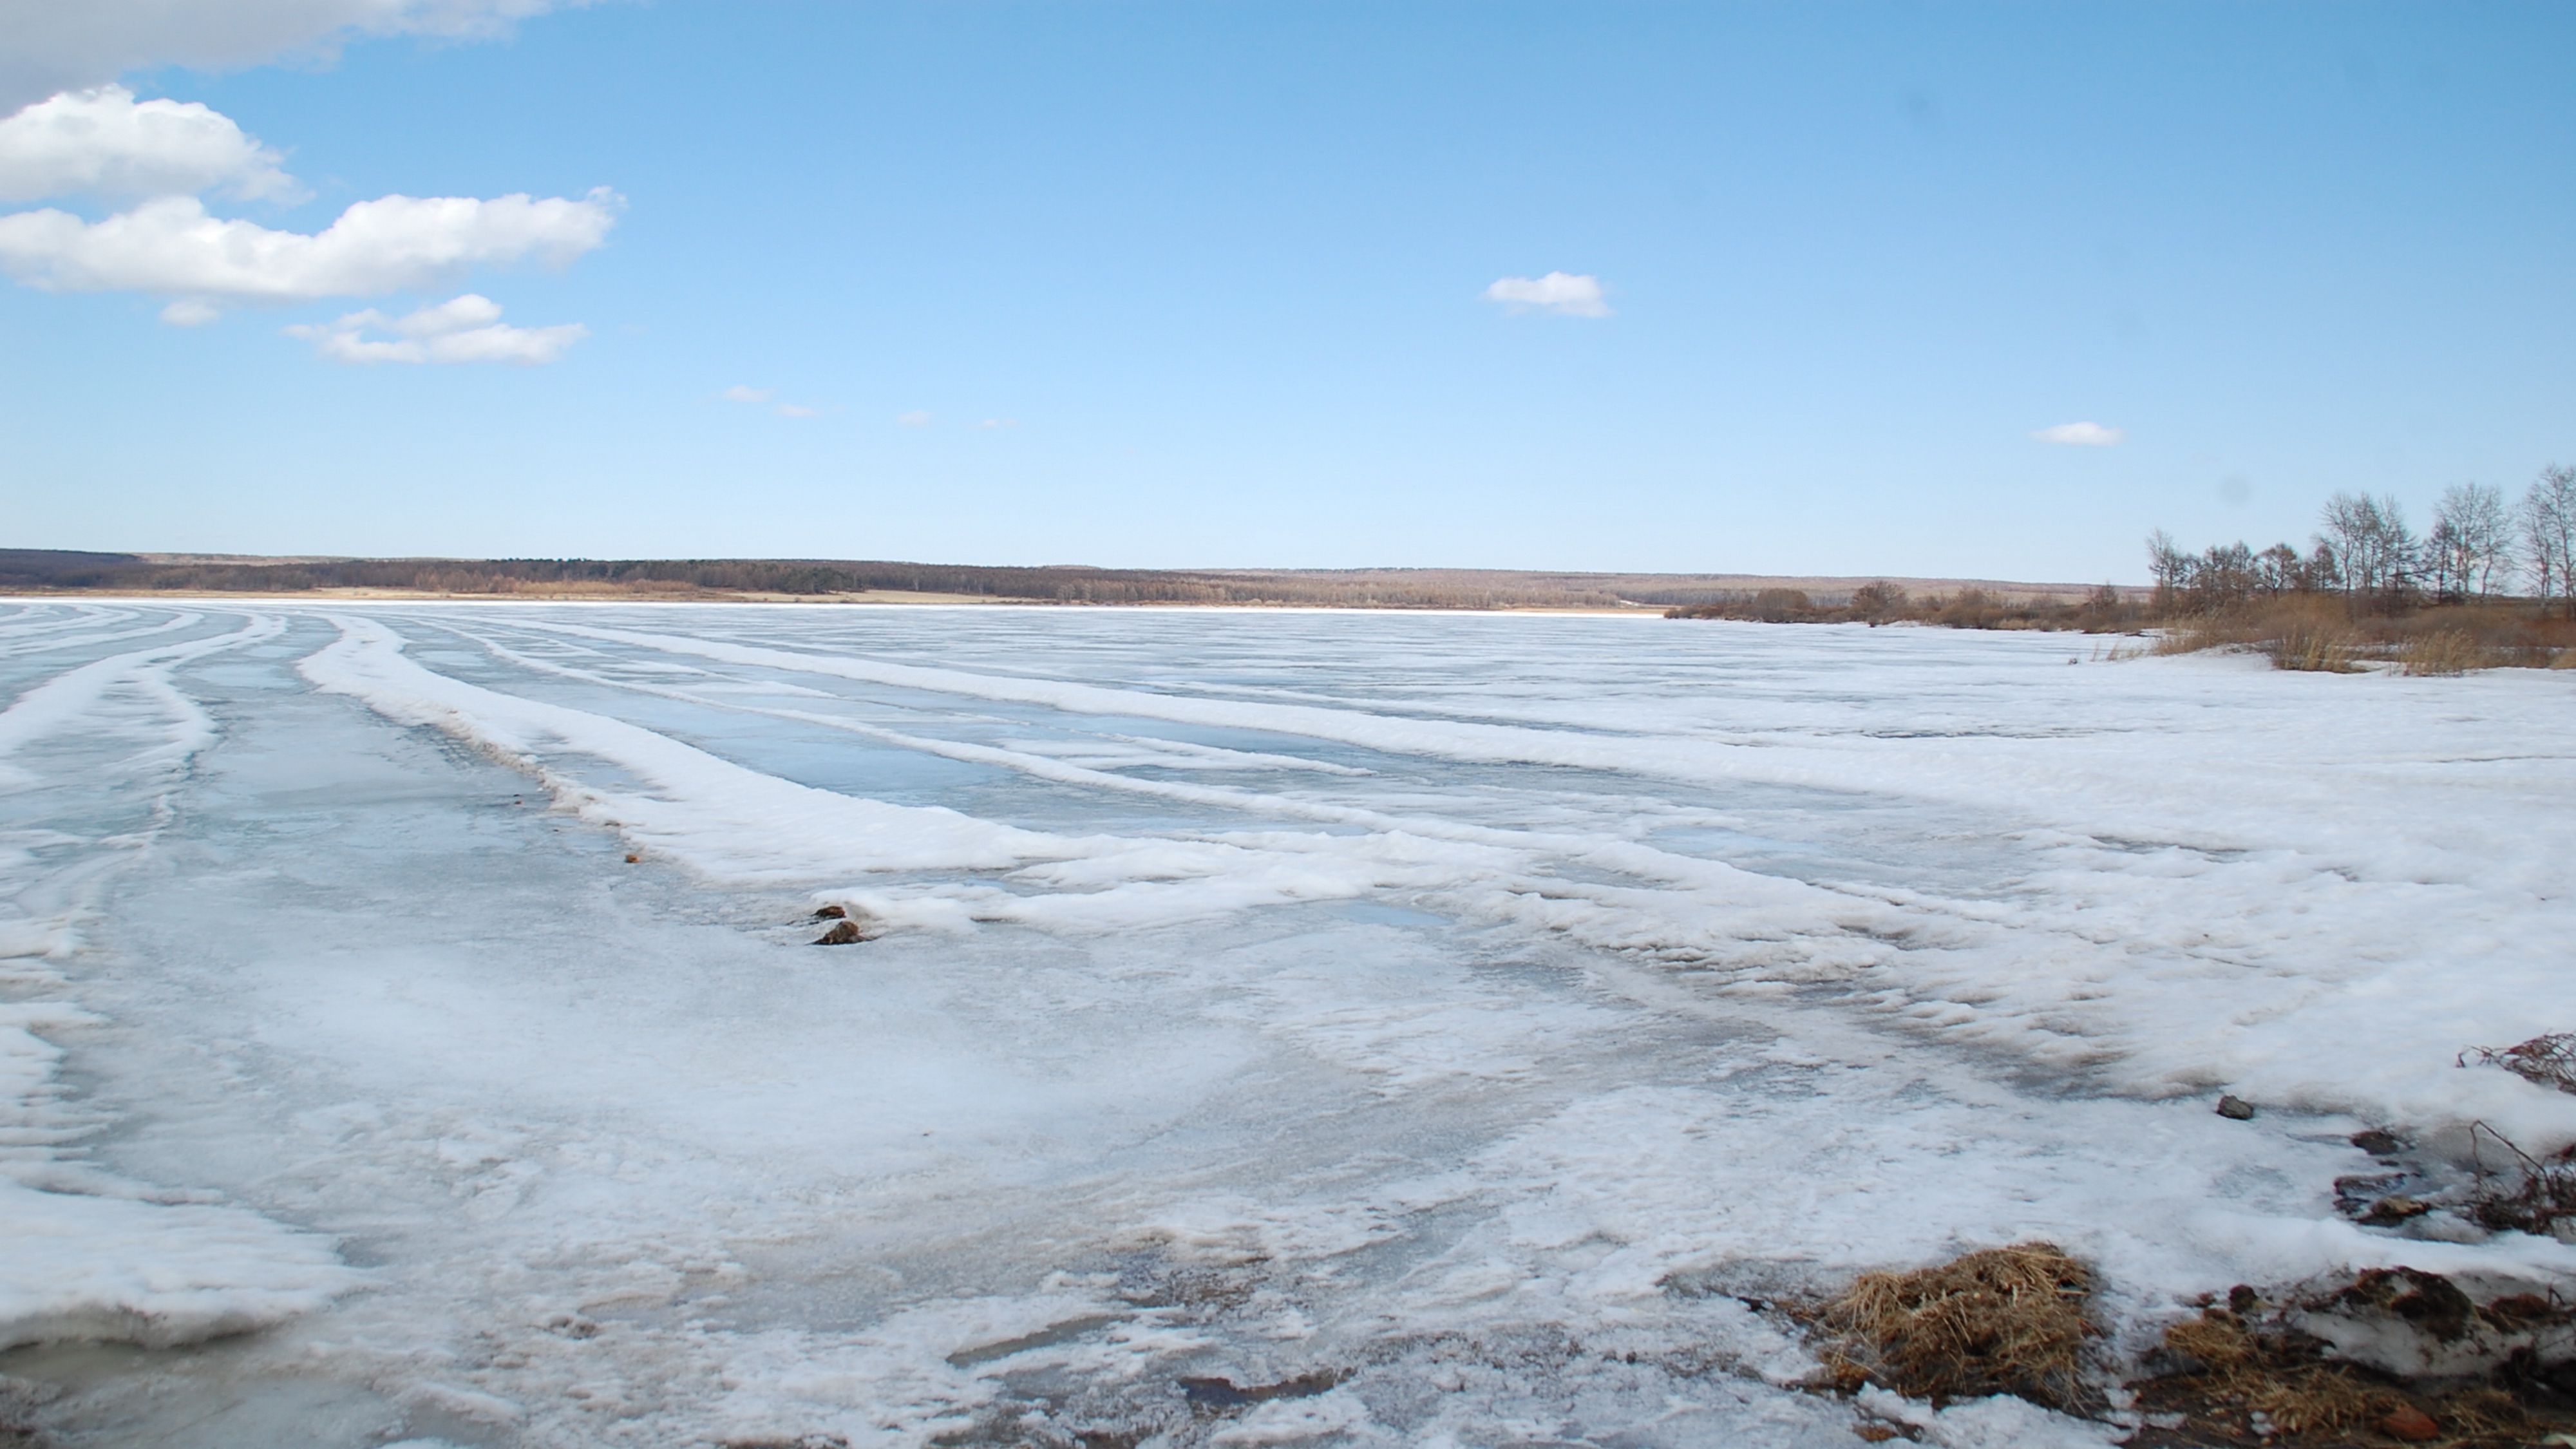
[0,600,2571,1446]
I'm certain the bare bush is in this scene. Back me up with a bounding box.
[2461,1122,2576,1238]
[2459,1033,2576,1095]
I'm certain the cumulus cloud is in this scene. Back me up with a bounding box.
[2031,421,2125,446]
[282,290,584,364]
[0,186,617,314]
[1482,270,1611,317]
[895,410,931,426]
[0,0,600,112]
[719,384,773,403]
[0,86,298,202]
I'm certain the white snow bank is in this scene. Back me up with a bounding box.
[0,1177,355,1350]
[298,614,1067,880]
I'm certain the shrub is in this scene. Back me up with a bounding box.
[2398,630,2495,676]
[2270,625,2361,673]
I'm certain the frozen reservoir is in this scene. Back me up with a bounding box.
[1,601,2570,1446]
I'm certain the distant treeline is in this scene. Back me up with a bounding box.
[0,552,2101,612]
[0,552,1636,607]
[1665,583,2133,631]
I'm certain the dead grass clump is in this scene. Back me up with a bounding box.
[2269,624,2362,672]
[1815,1242,2098,1408]
[2146,1301,2552,1444]
[2398,629,2497,676]
[2461,1032,2576,1095]
[2163,1307,2409,1438]
[2462,1122,2576,1238]
[2154,623,2235,656]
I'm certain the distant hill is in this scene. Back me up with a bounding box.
[0,552,2133,609]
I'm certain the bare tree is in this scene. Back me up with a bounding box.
[2423,516,2467,601]
[2146,530,2192,612]
[2434,482,2514,598]
[2320,491,2416,604]
[2524,465,2576,617]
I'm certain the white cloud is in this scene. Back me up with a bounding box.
[773,403,817,418]
[0,86,298,202]
[283,291,585,364]
[719,384,773,403]
[0,187,618,314]
[974,417,1017,430]
[895,410,931,426]
[1482,271,1611,317]
[2031,421,2125,446]
[0,1,600,113]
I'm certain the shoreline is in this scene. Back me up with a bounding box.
[0,587,1685,613]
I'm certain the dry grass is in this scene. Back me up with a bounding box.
[1814,1242,2098,1408]
[2270,624,2363,672]
[1809,1247,2570,1444]
[2145,596,2576,674]
[2158,1308,2412,1439]
[2398,629,2499,676]
[2146,1302,2548,1445]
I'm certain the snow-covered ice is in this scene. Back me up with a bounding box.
[1,600,2570,1446]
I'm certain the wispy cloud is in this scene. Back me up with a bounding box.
[775,402,819,418]
[1482,271,1611,317]
[719,384,773,404]
[2031,421,2125,446]
[974,418,1018,430]
[283,292,585,365]
[896,410,932,426]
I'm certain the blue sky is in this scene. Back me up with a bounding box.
[2,2,2570,580]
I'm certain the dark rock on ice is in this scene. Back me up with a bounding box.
[2334,1268,2476,1343]
[2360,1194,2433,1227]
[2216,1094,2255,1119]
[1177,1370,1345,1407]
[813,919,870,945]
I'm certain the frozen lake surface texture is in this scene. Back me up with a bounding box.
[1,601,2570,1448]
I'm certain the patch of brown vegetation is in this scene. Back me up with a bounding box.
[2151,596,2576,672]
[2137,1303,2545,1446]
[2271,623,2364,673]
[1813,1242,2099,1408]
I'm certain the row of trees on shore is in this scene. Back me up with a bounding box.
[2147,466,2576,617]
